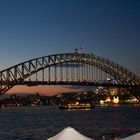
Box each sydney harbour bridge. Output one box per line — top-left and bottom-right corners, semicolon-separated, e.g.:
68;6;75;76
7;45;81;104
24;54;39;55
0;52;140;95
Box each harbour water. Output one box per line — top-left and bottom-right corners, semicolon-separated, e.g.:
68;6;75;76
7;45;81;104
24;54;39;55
0;105;140;140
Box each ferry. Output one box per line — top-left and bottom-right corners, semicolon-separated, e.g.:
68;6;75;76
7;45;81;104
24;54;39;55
58;102;94;110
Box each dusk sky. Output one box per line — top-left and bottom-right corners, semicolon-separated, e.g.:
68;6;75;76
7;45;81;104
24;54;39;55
0;0;140;95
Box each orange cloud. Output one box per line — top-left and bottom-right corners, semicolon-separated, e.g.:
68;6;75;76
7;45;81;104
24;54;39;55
7;85;86;96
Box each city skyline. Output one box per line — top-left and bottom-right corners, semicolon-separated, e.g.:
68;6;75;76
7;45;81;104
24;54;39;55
0;0;140;95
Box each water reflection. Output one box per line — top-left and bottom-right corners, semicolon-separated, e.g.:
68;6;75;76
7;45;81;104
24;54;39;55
0;106;140;140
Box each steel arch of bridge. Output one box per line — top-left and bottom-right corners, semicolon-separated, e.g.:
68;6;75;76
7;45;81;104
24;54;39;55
0;53;140;95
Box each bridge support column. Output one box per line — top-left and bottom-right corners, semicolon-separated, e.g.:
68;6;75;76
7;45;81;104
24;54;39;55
129;86;140;101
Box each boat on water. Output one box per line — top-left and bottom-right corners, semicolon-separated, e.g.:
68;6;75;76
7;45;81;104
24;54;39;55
58;102;94;110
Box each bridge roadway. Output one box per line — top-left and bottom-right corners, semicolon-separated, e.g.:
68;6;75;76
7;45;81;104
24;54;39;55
3;80;139;88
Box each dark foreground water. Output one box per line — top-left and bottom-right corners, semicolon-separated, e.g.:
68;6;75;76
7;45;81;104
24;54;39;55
0;105;140;140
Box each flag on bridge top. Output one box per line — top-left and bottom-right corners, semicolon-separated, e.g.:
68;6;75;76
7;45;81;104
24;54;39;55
80;45;85;53
75;48;78;53
81;45;84;50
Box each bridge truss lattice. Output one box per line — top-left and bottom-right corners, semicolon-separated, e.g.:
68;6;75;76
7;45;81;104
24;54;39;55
0;53;140;95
